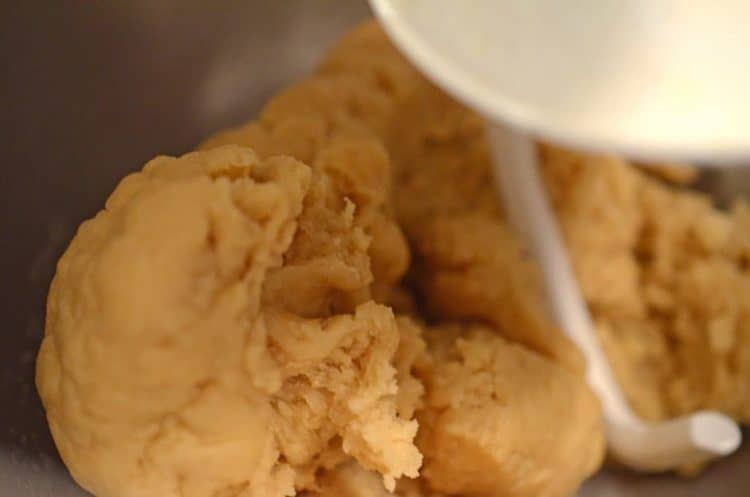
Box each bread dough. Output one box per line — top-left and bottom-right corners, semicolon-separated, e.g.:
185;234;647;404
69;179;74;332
37;146;421;497
313;20;750;435
202;22;584;376
305;324;605;497
415;325;604;497
39;19;701;497
383;82;584;374
541;145;750;424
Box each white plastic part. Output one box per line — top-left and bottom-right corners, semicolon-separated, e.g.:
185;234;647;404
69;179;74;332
370;0;744;471
370;0;750;164
487;124;741;471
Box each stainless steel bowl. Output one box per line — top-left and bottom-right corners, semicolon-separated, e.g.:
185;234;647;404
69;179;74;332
1;1;747;495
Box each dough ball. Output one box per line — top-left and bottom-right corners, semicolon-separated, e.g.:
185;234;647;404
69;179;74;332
37;146;421;497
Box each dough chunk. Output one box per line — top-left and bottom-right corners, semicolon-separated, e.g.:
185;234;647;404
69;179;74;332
37;146;420;497
416;325;605;497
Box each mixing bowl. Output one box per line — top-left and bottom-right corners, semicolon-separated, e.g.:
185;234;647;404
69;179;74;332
1;1;747;495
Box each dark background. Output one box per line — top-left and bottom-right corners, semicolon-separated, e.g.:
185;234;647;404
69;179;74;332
1;1;747;495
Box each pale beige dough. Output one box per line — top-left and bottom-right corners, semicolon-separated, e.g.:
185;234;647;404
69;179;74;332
541;145;750;424
196;19;606;497
415;324;604;497
39;19;690;497
37;145;421;497
305;324;605;497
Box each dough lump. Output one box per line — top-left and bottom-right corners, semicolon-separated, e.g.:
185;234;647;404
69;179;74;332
301;323;605;497
196;20;606;496
415;325;604;497
36;146;421;497
541;145;750;424
39;20;613;497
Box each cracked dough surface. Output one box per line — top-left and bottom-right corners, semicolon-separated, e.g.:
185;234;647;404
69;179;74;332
307;319;608;497
38;17;750;497
541;146;750;423
37;146;421;497
302;320;605;497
